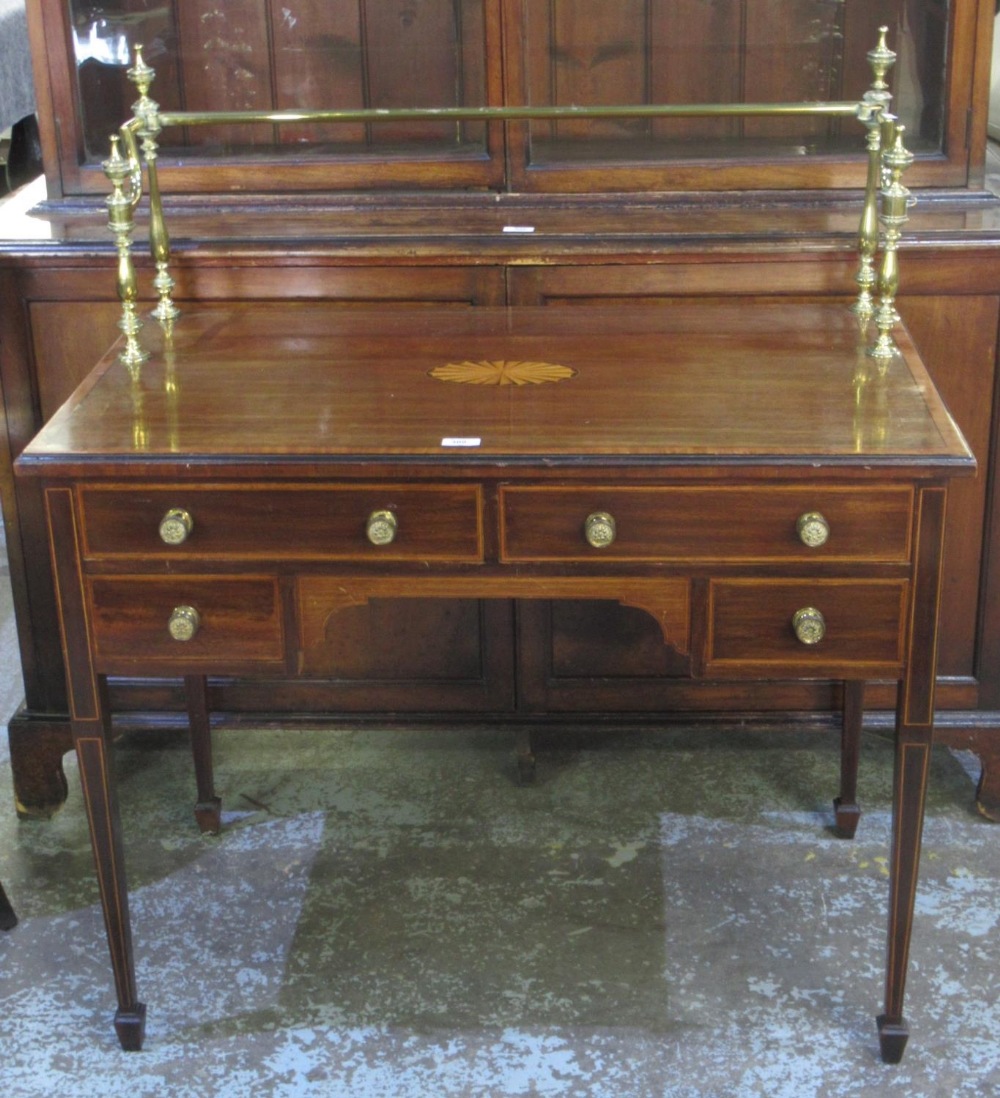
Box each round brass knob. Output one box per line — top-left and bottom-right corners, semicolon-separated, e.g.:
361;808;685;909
366;509;398;546
159;508;193;546
584;511;616;549
168;605;200;642
792;607;826;646
796;511;830;549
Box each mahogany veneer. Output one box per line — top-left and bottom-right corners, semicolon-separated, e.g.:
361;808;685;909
15;302;974;1058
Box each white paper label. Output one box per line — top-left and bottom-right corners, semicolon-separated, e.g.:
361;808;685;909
502;225;535;234
441;437;482;448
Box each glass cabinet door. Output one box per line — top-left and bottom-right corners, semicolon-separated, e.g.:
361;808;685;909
35;0;983;196
65;0;504;191
505;0;956;191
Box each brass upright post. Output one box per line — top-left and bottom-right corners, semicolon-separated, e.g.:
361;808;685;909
103;135;147;371
127;47;178;323
869;122;914;359
853;27;896;323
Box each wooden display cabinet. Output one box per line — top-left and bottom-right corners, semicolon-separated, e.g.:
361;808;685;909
4;0;1000;820
30;0;982;196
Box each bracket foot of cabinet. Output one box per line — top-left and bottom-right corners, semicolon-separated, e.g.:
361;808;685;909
933;724;1000;822
8;712;72;819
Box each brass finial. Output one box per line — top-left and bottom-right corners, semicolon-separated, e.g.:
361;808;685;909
125;45;178;324
128;45;160;149
867;27;896;94
127;45;155;97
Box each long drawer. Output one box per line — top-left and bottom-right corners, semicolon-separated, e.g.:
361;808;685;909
78;484;484;562
499;486;913;563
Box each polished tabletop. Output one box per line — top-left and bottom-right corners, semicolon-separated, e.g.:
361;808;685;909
19;303;973;474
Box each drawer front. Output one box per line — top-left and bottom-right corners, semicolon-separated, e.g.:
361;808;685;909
79;484;483;562
707;579;907;674
500;486;912;563
87;576;284;669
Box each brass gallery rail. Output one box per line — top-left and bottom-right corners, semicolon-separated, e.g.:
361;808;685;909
102;29;912;370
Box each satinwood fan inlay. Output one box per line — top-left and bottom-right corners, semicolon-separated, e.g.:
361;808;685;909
429;360;577;386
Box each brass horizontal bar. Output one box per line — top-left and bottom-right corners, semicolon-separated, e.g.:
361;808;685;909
157;101;864;129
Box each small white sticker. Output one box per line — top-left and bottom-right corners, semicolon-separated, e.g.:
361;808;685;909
502;225;535;233
441;437;482;448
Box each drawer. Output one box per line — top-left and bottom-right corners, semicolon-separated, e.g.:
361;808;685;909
499;486;912;563
706;579;907;674
78;484;483;562
87;576;284;670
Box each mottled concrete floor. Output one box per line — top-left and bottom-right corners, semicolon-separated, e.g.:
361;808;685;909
1;595;999;1098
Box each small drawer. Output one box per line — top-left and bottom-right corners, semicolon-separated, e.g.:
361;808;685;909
706;579;907;674
87;576;284;671
78;483;483;562
499;486;912;563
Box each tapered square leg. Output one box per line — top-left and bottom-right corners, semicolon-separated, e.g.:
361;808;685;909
187;675;221;834
876;486;949;1065
75;714;146;1051
114;1003;147;1052
46;489;147;1051
834;680;864;838
515;726;536;783
877;1014;909;1064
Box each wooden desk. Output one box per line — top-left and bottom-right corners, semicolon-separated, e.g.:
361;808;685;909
15;303;975;1059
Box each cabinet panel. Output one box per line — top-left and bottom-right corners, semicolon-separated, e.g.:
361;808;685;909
271;1;365;145
299;597;486;680
364;0;485;145
743;1;845;140
515;598;842;715
31;301;121;421
522;0;650;144
649;1;741;141
175;0;274;148
294;584;515;713
897;294;1000;679
541;599;691;681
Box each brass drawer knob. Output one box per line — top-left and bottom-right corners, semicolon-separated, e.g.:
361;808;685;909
366;509;398;546
168;605;200;642
792;606;826;646
159;508;193;546
796;511;830;548
584;511;616;549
